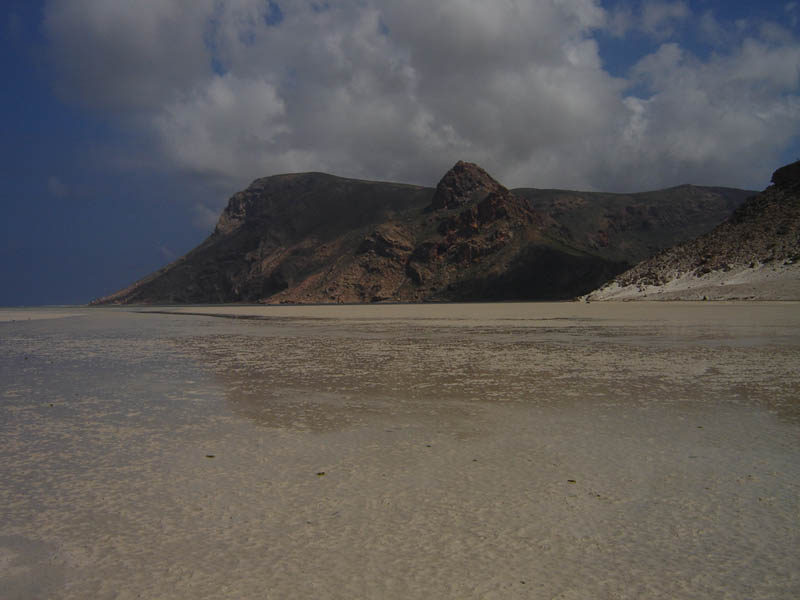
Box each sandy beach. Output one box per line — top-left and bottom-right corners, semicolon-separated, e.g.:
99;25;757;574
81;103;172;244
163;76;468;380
1;302;799;599
586;263;800;302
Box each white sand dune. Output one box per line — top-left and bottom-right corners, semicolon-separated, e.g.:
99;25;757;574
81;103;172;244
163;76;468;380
586;263;800;301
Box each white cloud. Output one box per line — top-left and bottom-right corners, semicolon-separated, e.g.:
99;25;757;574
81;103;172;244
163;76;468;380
43;0;800;196
604;4;634;38
640;0;690;39
603;1;690;40
154;74;288;179
617;37;800;189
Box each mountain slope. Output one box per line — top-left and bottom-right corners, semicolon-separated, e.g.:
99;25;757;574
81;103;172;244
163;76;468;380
585;161;800;301
515;185;752;264
93;173;432;304
91;162;752;305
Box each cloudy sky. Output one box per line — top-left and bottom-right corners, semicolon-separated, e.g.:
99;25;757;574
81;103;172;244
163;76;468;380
2;0;799;305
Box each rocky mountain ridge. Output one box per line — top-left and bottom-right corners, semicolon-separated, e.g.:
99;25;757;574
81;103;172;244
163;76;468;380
91;161;753;305
585;161;800;301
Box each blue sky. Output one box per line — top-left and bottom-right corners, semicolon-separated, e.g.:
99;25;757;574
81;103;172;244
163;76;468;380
2;0;799;305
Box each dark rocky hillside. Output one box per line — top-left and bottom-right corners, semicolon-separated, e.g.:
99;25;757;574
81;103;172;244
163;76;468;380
91;162;752;305
515;185;751;264
586;161;800;301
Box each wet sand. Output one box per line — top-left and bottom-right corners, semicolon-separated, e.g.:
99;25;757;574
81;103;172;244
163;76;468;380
0;308;87;322
1;302;799;598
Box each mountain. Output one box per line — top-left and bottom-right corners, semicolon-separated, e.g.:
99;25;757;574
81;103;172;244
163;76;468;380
515;184;750;264
91;161;751;305
584;161;800;301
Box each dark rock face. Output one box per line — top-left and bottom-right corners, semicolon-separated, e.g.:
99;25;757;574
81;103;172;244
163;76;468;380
91;162;753;305
300;165;562;303
429;161;505;210
357;224;414;259
771;160;800;191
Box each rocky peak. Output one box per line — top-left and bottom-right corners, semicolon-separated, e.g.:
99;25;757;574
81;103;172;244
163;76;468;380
771;160;800;191
429;161;507;210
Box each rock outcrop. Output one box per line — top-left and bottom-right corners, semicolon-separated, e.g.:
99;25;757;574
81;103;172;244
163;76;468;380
585;160;800;301
91;161;753;305
429;160;505;210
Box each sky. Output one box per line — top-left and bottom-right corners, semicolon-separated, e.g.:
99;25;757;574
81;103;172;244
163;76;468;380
2;0;799;306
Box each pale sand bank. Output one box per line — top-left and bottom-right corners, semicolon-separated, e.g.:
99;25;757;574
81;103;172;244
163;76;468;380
0;308;87;322
1;303;799;598
586;263;800;301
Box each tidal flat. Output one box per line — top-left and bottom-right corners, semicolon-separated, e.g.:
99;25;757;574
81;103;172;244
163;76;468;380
1;302;799;599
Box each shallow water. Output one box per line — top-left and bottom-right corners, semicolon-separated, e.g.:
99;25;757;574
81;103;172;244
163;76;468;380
1;303;799;599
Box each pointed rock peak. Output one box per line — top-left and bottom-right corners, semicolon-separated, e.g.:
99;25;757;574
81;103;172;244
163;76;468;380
429;161;507;210
771;160;800;190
